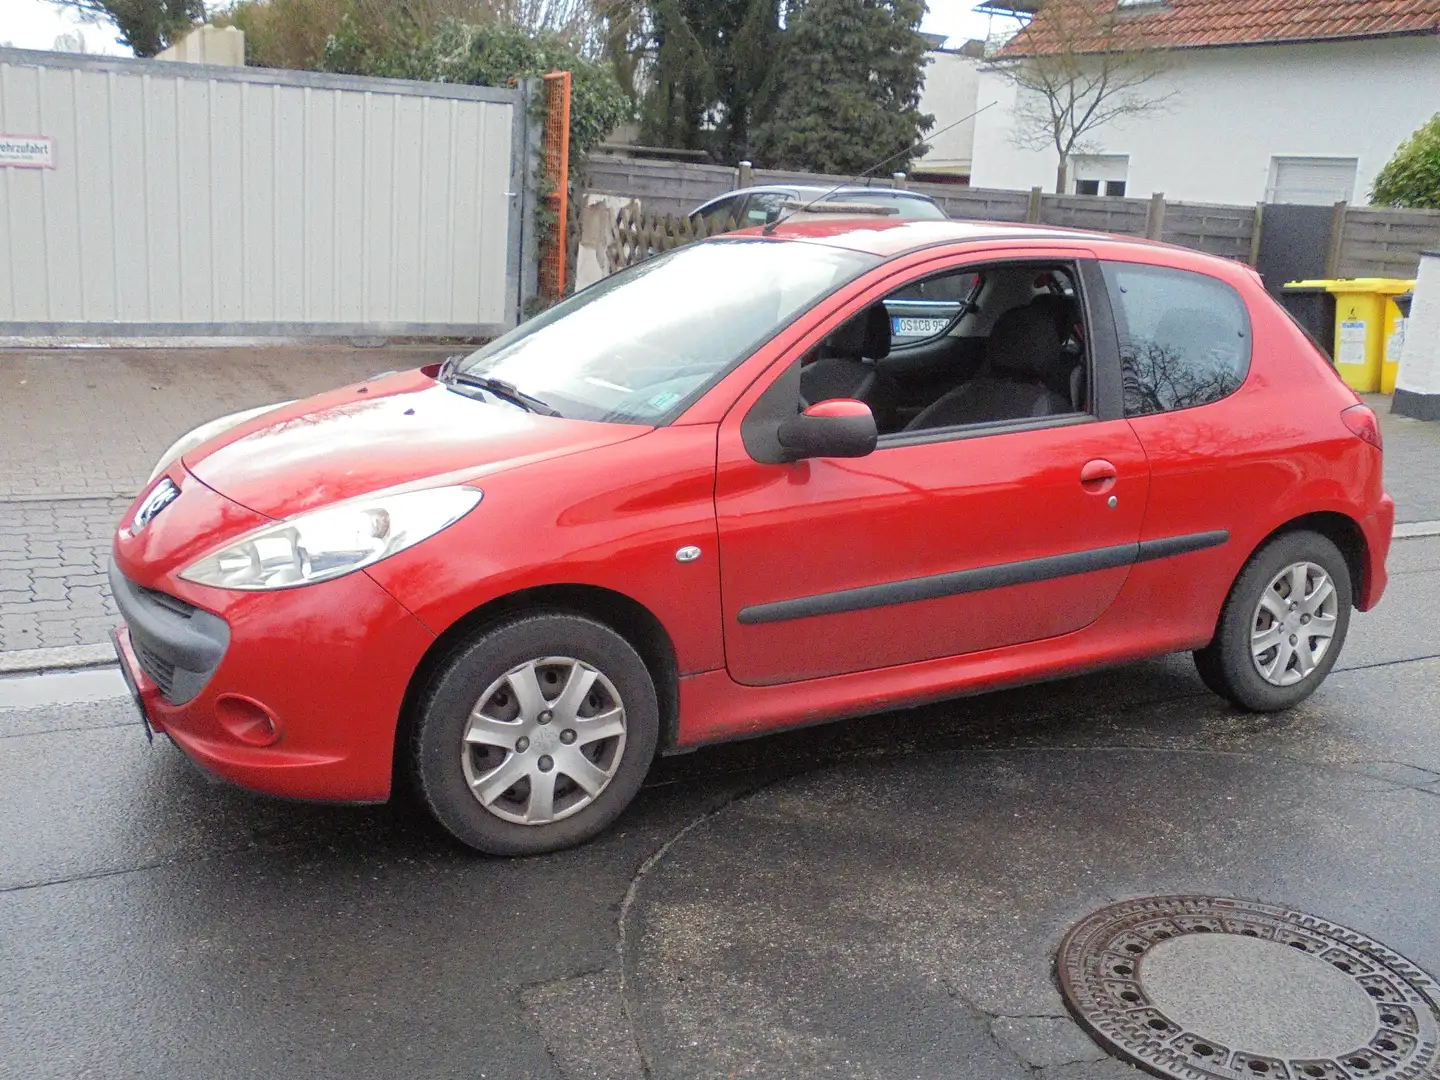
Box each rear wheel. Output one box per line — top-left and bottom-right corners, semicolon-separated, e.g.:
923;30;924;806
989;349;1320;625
412;613;659;855
1193;531;1352;712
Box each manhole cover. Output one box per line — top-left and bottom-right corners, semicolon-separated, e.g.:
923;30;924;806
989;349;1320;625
1058;897;1440;1080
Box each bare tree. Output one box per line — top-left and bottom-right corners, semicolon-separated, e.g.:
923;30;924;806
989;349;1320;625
987;0;1174;194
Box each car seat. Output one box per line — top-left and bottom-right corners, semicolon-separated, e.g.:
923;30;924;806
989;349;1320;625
799;304;901;432
904;305;1072;431
1027;294;1086;409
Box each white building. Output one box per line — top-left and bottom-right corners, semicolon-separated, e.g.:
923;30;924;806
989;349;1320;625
915;44;983;182
970;0;1440;205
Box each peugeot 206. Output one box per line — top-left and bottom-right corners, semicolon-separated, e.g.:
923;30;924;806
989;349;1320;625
110;218;1393;855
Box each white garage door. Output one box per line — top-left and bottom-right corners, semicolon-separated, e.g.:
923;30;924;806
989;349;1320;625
1268;156;1359;205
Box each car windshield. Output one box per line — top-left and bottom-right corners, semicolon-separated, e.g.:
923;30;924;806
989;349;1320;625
456;239;879;424
839;192;946;220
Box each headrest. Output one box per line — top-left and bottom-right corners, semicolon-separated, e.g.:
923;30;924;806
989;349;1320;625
1028;294;1077;337
988;305;1062;378
823;304;892;360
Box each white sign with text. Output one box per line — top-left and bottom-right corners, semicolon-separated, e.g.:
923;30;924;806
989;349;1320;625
0;135;55;168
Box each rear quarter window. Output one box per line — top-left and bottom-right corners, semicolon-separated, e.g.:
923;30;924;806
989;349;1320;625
1101;262;1252;417
845;192;947;220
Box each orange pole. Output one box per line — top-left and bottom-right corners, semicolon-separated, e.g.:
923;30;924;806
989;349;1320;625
542;71;573;300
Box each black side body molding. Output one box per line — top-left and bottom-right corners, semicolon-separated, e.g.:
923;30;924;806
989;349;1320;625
1136;530;1230;563
736;530;1230;626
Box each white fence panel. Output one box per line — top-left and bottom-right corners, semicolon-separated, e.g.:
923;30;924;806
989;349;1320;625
0;48;524;336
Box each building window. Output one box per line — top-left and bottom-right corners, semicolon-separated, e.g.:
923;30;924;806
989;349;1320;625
1074;179;1128;197
1070;154;1130;198
1266;156;1359;205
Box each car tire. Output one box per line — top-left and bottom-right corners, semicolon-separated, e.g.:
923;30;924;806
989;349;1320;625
411;612;659;856
1193;530;1352;713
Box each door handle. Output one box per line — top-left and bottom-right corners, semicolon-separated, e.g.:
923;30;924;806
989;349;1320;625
1080;459;1118;493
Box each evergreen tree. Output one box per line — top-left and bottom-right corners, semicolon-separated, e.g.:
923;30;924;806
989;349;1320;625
640;0;782;162
56;0;204;56
755;0;931;176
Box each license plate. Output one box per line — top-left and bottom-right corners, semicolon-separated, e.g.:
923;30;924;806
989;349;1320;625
892;316;950;338
111;628;154;743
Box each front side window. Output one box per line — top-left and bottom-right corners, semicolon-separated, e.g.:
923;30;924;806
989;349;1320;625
1101;262;1251;417
458;240;879;425
791;261;1091;440
694;195;742;229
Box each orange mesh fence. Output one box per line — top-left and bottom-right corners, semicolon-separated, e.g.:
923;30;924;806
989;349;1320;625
541;71;572;302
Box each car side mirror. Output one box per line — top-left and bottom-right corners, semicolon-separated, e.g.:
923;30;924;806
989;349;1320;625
777;399;878;461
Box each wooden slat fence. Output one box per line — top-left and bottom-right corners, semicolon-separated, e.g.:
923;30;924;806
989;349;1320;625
584;156;1440;281
1161;202;1258;264
1039;193;1149;236
1337;208;1440;279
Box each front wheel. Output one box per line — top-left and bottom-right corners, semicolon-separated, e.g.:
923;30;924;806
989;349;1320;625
1193;530;1352;712
411;613;659;856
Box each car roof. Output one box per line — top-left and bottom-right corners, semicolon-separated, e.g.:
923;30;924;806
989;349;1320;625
694;185;940;212
713;216;1250;276
742;184;936;201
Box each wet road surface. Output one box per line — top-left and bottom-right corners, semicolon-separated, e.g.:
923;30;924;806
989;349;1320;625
2;536;1439;1080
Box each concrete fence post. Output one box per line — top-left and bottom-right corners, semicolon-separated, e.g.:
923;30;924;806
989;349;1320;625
1027;187;1043;224
1145;193;1167;240
737;160;754;188
1249;203;1265;267
1325;202;1349;279
514;77;545;324
891;171;908;189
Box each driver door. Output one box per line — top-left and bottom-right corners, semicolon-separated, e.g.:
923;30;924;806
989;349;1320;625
713;252;1150;687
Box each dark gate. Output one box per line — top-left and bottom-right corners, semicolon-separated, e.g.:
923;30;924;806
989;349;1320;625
1253;204;1334;295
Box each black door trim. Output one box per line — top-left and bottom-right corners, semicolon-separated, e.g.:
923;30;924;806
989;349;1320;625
1136;530;1231;563
736;530;1230;626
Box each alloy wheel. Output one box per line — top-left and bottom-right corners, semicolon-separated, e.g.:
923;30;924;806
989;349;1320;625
460;656;628;825
1250;561;1339;688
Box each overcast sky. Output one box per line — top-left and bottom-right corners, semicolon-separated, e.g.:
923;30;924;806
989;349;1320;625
0;0;998;59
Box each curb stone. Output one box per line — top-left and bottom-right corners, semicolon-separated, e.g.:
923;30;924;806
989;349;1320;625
0;643;117;676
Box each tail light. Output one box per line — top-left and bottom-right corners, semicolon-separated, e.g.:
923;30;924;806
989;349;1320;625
1341;404;1382;450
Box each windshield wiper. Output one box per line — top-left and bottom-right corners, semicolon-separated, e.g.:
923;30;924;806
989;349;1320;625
444;367;562;417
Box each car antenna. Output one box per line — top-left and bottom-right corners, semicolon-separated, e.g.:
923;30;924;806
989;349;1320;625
761;100;998;236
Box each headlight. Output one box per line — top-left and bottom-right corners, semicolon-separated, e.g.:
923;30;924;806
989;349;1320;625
180;486;483;591
147;402;295;484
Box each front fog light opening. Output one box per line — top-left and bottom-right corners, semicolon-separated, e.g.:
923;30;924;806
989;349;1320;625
215;694;282;747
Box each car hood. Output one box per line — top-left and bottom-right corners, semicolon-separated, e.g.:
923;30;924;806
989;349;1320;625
182;370;648;520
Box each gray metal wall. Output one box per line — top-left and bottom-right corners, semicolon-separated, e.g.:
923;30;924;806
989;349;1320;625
0;48;528;337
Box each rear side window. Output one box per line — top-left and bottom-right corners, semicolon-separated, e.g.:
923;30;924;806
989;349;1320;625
843;192;947;220
1101;262;1251;417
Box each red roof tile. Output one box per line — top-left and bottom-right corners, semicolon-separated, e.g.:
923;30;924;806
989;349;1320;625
999;0;1440;56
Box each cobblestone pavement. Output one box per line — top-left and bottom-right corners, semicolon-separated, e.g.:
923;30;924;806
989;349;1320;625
0;345;458;652
0;345;457;500
0;499;130;651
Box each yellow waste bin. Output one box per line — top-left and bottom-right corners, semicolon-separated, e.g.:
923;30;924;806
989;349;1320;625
1324;279;1415;393
1381;291;1413;395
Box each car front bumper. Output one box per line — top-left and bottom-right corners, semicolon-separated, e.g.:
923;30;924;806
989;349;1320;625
111;482;436;802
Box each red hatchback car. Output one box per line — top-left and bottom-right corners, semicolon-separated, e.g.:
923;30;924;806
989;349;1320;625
111;219;1393;855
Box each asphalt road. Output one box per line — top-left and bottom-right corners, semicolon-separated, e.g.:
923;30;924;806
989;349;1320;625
2;536;1439;1080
